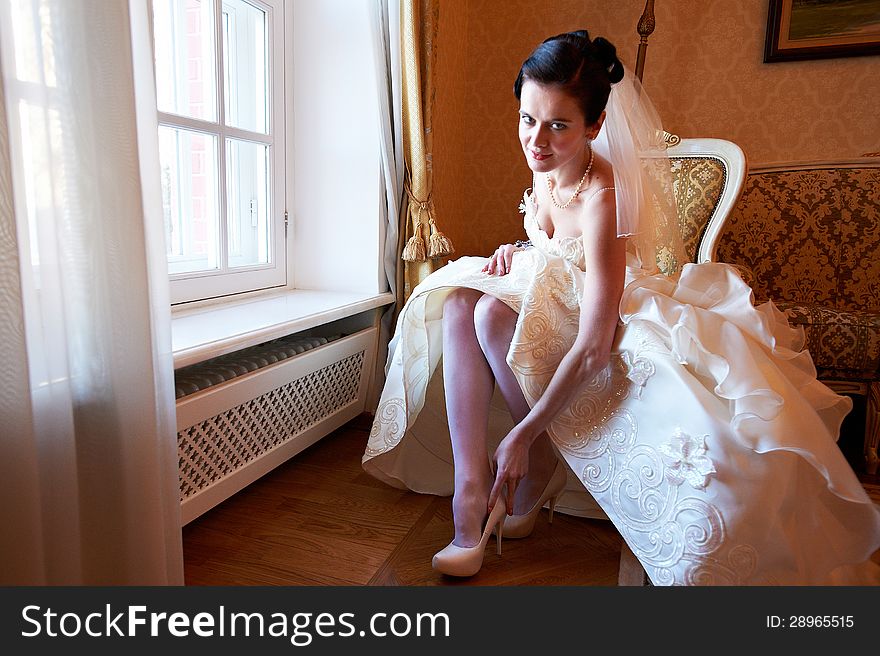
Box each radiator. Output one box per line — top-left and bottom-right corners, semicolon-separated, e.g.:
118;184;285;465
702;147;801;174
175;327;377;525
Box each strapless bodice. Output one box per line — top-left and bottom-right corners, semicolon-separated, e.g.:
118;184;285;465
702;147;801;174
520;189;586;270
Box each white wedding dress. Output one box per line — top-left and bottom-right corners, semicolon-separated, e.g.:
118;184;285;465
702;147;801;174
363;189;880;585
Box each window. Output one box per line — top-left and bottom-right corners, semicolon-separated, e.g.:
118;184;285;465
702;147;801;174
151;0;286;304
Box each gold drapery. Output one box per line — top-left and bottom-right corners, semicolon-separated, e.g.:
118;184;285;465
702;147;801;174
399;0;454;303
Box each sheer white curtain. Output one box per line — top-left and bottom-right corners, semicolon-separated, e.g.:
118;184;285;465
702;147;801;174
369;0;403;406
0;0;183;584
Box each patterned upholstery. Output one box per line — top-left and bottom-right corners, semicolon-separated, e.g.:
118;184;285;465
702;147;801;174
670;157;727;264
718;166;880;378
775;302;880;380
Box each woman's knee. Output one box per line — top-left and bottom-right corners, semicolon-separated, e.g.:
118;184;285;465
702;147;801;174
473;294;516;341
443;288;483;324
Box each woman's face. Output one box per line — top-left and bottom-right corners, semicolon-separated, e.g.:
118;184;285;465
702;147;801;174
518;80;599;175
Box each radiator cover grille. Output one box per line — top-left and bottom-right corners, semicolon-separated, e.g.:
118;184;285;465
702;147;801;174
178;350;365;501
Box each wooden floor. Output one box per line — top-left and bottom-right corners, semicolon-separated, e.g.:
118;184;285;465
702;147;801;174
182;414;623;586
183;413;880;586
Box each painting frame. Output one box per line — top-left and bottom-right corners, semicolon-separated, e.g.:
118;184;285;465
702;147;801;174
764;0;880;62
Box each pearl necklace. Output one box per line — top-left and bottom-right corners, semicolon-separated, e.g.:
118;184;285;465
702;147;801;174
546;146;594;210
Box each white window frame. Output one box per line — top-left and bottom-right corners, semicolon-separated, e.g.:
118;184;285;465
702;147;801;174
150;0;287;305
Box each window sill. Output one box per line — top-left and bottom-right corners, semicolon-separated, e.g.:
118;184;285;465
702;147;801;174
171;288;394;369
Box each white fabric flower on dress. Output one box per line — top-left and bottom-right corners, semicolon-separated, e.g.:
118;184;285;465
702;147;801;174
620;350;655;398
659;428;716;489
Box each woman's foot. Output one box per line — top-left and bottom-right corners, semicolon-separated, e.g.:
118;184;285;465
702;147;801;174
432;497;506;577
503;457;567;539
511;456;558;515
511;436;560;515
450;479;492;547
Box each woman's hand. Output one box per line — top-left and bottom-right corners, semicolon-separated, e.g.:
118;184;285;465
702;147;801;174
482;243;523;276
488;427;532;515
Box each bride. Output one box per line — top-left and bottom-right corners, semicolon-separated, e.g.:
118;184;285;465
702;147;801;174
363;30;880;584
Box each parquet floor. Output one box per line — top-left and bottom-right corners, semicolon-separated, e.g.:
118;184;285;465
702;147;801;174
183;414;622;586
183;413;880;586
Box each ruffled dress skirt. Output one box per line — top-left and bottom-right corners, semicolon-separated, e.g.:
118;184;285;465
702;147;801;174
363;195;880;585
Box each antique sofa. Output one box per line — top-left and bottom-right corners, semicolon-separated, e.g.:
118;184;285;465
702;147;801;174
618;149;880;585
716;159;880;475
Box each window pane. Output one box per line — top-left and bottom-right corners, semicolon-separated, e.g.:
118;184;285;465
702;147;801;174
153;0;217;122
226;138;269;268
18;100;64;272
159;126;220;274
222;0;268;133
10;0;57;87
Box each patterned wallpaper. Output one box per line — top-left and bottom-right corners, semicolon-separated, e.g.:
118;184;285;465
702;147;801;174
432;0;880;257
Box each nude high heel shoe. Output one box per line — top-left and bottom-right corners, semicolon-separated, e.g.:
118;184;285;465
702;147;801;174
502;458;567;539
432;498;507;577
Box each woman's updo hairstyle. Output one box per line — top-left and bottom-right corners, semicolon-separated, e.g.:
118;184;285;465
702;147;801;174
514;30;624;125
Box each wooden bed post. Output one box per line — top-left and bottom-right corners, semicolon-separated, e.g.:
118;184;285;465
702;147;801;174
635;0;656;82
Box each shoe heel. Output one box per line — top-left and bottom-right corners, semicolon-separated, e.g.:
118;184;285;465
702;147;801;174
501;458;567;539
495;520;503;555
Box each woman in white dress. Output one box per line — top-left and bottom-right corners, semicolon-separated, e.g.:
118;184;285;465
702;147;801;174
363;30;880;584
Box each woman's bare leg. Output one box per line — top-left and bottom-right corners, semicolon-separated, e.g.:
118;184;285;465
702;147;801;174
473;295;559;515
442;288;496;547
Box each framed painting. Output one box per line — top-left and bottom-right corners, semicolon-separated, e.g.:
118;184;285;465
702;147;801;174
764;0;880;62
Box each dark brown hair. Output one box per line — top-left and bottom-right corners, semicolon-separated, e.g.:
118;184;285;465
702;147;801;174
513;30;624;125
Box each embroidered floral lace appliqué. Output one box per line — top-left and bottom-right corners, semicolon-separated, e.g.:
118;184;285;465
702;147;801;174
659;428;716;490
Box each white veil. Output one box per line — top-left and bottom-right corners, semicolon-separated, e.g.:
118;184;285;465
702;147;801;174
591;67;686;277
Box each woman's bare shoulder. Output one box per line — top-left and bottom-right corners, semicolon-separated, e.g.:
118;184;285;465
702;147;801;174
578;157;617;236
587;150;615;190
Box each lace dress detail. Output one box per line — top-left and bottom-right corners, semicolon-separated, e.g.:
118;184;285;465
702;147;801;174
364;190;880;585
521;189;586;270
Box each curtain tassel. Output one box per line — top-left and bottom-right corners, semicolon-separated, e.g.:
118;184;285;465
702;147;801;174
402;191;453;262
427;218;454;258
402;220;427;262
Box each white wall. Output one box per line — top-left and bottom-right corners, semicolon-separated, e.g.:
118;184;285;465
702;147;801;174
290;0;382;293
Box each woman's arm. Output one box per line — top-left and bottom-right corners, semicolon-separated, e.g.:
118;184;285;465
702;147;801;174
482;242;530;276
489;190;626;511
